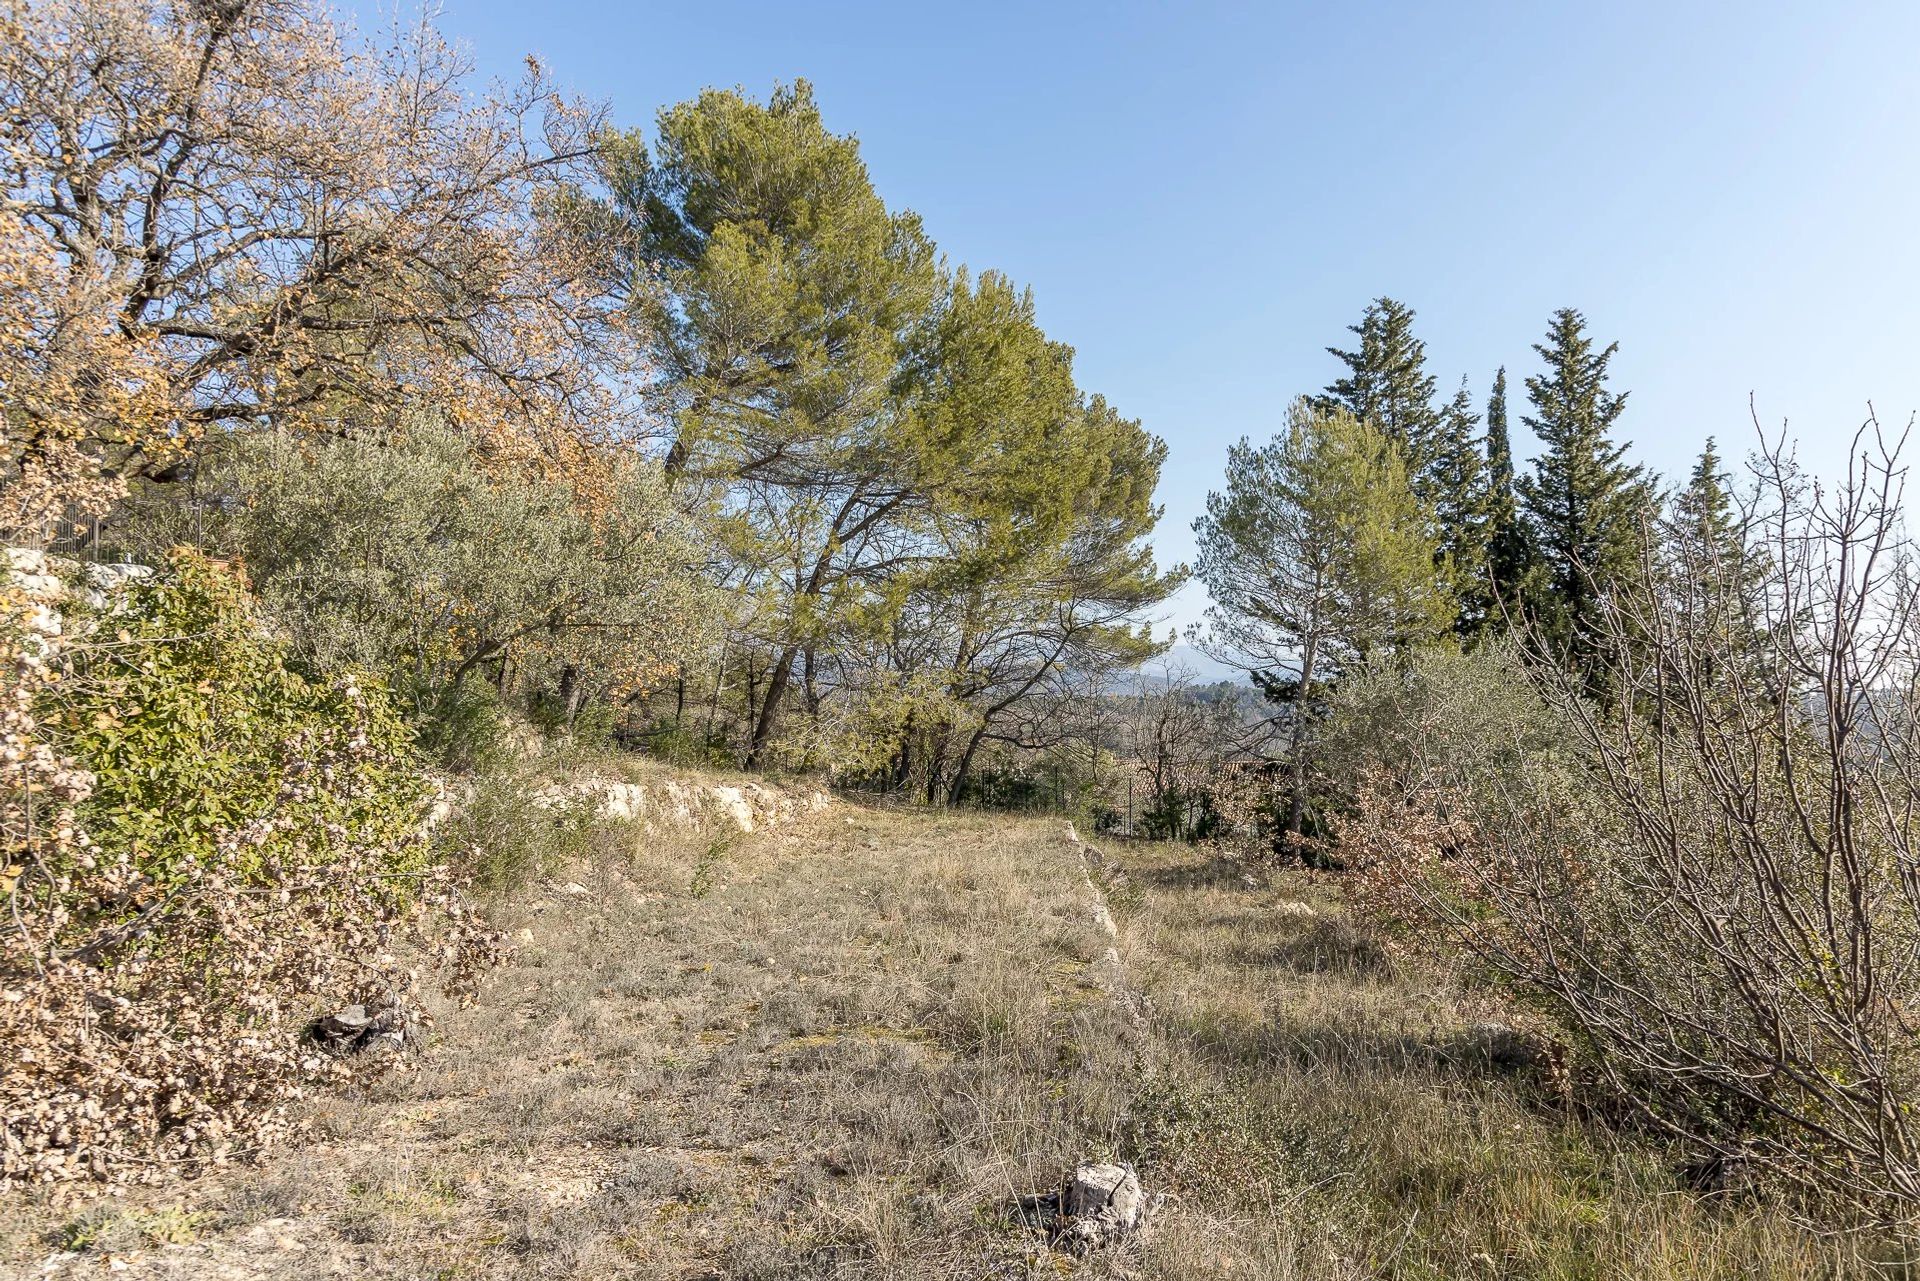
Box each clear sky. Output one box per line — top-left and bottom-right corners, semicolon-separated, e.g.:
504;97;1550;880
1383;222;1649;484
359;0;1920;633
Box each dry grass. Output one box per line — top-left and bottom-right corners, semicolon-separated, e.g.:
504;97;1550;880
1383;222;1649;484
0;805;1903;1278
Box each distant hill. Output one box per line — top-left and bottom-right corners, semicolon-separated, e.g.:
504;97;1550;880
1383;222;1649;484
1125;642;1253;688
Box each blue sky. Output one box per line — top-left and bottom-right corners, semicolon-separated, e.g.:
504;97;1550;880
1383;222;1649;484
363;1;1920;632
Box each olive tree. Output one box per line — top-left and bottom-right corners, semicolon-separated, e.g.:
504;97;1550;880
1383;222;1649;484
190;425;720;757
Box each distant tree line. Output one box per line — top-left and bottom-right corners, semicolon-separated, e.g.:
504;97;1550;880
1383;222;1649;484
1194;296;1739;845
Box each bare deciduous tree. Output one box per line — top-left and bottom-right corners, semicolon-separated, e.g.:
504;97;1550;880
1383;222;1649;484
1344;419;1920;1218
1;0;645;540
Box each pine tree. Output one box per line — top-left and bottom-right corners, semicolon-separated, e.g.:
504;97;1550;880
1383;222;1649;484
1195;401;1452;839
1517;309;1651;686
611;83;942;765
1668;438;1739;561
1482;366;1533;627
1315;297;1442;475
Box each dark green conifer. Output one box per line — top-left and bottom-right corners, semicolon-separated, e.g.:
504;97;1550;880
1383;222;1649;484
1517;308;1651;684
1315;297;1442;475
1430;379;1493;638
1482;366;1534;627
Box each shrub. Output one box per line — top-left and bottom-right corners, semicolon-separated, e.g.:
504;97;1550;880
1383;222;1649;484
1334;435;1920;1221
441;764;599;894
645;721;736;770
1;551;501;1185
162;423;722;760
1322;641;1575;835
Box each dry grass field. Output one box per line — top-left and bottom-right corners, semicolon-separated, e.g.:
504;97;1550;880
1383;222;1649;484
0;802;1893;1279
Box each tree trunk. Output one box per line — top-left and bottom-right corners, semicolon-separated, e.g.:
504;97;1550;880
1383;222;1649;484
1285;634;1320;843
705;640;728;745
945;725;988;806
892;712;917;791
745;645;797;768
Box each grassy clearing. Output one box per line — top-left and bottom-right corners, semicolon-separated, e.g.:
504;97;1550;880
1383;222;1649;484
0;806;1895;1278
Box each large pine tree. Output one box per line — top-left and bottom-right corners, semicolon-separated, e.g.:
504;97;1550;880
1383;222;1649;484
1516;308;1651;684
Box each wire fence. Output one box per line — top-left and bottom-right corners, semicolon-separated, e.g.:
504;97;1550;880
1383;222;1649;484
12;500;210;563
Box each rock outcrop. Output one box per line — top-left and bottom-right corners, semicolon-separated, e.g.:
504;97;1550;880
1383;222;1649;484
590;775;831;835
5;548;152;636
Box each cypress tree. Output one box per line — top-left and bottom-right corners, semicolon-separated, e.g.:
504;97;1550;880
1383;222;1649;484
1482;366;1533;626
1486;367;1514;496
1318;297;1504;636
1430;379;1493;638
1517;308;1651;685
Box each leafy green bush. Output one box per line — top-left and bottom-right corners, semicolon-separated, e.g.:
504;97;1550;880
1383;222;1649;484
2;551;501;1185
403;672;512;774
59;554;431;891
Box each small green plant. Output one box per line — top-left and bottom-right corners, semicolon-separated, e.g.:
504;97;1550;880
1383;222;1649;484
688;836;732;899
57;1205;212;1252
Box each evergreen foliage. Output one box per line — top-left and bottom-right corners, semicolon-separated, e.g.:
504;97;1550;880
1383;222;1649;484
1430;380;1494;638
1482;366;1535;628
1666;437;1743;568
600;82;942;764
1315;298;1442;473
1516;308;1652;687
1658;438;1771;680
1195;401;1451;837
598;84;1176;773
1314;298;1494;637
